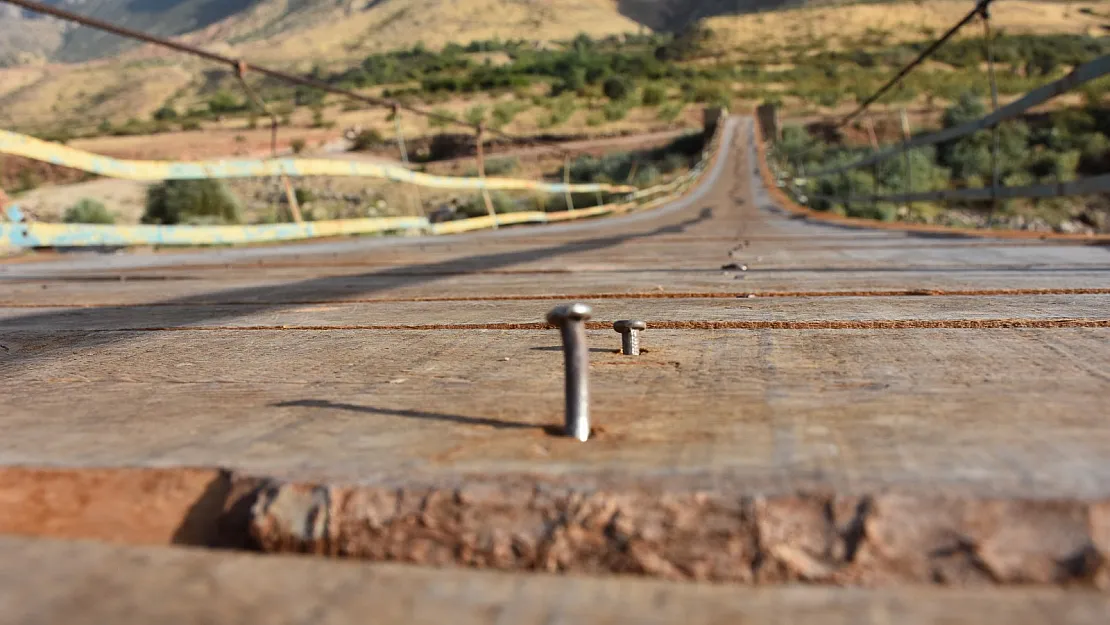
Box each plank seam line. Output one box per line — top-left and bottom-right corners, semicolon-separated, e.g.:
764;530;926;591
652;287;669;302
2;288;1110;308
5;239;1087;272
7;264;1110;281
45;319;1110;332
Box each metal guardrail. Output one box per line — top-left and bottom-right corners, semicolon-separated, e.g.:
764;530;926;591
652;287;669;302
771;52;1110;218
805;55;1110;179
806;173;1110;206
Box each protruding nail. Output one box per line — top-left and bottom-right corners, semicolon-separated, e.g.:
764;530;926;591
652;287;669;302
613;319;647;356
546;303;592;442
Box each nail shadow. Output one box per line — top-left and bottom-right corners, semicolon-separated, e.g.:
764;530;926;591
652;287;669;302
273;399;541;431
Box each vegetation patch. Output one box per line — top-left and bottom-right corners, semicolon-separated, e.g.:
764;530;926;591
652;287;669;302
143;179;243;225
63;198;115;224
773;94;1110;233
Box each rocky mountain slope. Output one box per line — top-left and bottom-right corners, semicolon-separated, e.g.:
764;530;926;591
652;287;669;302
2;0;774;65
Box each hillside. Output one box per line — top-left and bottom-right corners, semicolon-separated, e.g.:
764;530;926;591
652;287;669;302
0;0;650;66
3;0;1107;67
0;0;258;64
0;0;644;128
0;0;788;65
701;0;1110;55
0;0;1105;131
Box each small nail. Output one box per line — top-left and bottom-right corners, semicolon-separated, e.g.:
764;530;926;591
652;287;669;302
613;319;647;356
546;303;592;442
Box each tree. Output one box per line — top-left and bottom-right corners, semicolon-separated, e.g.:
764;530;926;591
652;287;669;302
938;92;991;180
465;105;487;126
602;76;632;101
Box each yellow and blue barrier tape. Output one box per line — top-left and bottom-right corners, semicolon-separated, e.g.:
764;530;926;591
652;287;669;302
0;129;633;194
0;116;725;249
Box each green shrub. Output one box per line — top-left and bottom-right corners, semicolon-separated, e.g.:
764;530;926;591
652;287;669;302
143;179;243;225
602;100;630;121
565;153;633;184
290;138;307;154
810;168;875;213
814;89;841;107
294;86;325;107
541;95;577;127
779;125;818;163
942;92;987;128
458;192;524;217
552;67;587;96
544;191;609;212
603;76;632;101
107;118;150;137
873;146;950;195
208;90;243;114
152;106;178;121
293;188;315;205
945;140;992;181
1078;132;1110;172
689;81;731;107
63;199;115;224
465;105;487;126
428;108;453;129
491;101;527;129
641;83;666;106
660;152;689;173
483;157;520;176
657;102;684;121
1029;149;1081;182
846;202;898;222
632;164;662;187
350;129;384;151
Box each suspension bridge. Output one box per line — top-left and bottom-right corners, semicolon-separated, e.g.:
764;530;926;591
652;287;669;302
1;0;1110;622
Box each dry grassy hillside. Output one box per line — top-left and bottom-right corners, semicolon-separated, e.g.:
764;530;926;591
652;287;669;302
0;0;640;128
199;0;642;65
0;7;65;66
703;0;1109;54
0;1;1106;130
0;61;193;129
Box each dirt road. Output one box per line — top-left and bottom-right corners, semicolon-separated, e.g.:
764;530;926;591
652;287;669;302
1;117;1109;623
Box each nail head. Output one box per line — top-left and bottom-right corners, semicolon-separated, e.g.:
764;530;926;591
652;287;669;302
613;320;647;332
547;303;593;325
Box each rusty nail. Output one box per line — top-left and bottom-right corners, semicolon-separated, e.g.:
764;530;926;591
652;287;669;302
613;319;647;356
547;303;592;442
